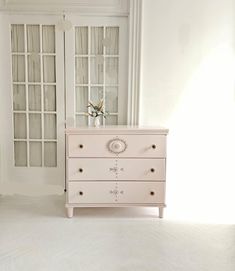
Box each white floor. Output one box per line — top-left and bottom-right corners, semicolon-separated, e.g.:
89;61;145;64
0;195;234;271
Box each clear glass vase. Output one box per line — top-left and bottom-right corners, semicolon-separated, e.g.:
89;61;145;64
94;117;100;127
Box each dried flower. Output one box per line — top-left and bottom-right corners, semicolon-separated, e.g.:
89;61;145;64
87;99;108;118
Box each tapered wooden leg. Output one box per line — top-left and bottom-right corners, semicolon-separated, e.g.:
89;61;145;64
67;207;74;218
159;207;164;218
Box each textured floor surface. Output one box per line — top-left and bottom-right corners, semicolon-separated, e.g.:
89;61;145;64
0;195;234;271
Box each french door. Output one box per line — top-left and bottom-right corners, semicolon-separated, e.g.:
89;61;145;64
3;14;128;185
65;15;128;127
5;15;65;185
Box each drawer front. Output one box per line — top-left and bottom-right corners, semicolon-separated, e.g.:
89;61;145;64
67;134;166;158
68;158;165;181
68;181;165;204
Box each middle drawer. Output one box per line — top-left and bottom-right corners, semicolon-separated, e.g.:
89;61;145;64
68;158;165;181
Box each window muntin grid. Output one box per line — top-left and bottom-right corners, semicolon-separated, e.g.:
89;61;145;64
11;24;57;167
75;26;119;126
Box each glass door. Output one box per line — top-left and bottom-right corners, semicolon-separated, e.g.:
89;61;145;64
3;14;129;186
6;15;65;185
65;15;128;127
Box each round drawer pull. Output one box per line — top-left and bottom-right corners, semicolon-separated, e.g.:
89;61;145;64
79;191;83;196
79;144;84;149
78;168;83;173
150;168;155;173
152;144;156;149
150;191;155;196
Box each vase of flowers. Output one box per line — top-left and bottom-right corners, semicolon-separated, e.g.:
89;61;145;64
87;100;108;127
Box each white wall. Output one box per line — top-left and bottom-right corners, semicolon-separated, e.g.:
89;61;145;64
140;0;235;223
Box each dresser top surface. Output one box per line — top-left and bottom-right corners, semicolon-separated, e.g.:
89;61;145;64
66;125;169;135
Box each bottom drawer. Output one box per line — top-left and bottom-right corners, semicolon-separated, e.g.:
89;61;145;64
68;181;165;204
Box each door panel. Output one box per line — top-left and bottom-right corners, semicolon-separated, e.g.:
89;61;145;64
2;14;129;186
65;15;128;127
5;15;65;185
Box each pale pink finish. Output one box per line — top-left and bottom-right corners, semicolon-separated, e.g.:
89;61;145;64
159;207;164;218
65;126;168;218
67;207;73;218
66;126;169;135
68;134;166;158
68;158;165;181
68;181;165;204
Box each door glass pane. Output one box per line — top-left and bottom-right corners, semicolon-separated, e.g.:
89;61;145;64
11;24;59;168
75;27;88;55
12;56;25;82
28;85;41;111
73;24;123;127
106;57;118;84
76;87;88;112
44;142;57;167
29;113;41;139
90;87;103;105
27;25;40;53
90;57;103;84
105;27;119;55
105;115;118;125
75;57;88;84
43;56;56;83
44;114;56;139
11;25;24;53
13;85;26;110
42;25;55;53
76;115;88;127
44;86;56;111
28;54;41;82
14;141;27;166
91;27;103;55
29;142;42;167
105;87;118;113
14;113;26;139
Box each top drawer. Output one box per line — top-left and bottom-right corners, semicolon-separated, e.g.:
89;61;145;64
67;134;166;158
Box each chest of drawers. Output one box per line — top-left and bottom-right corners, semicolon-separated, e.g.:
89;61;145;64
65;126;168;218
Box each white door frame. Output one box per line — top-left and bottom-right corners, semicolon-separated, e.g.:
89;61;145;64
127;0;142;125
1;14;65;185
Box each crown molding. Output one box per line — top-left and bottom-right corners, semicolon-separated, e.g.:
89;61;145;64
0;0;129;16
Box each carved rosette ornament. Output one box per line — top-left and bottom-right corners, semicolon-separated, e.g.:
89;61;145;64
107;138;127;154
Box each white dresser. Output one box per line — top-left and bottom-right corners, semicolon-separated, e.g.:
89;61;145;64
65;126;168;218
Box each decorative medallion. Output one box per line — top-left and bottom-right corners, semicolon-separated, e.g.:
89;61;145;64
107;138;127;154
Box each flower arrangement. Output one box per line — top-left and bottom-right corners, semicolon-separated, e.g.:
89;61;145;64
87;99;108;127
87;99;108;118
